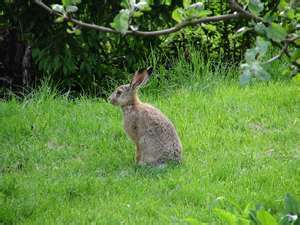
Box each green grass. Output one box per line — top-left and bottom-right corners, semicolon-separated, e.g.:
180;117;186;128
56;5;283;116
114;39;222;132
1;69;300;224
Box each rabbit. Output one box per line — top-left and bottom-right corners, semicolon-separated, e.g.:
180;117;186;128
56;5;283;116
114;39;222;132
108;67;182;166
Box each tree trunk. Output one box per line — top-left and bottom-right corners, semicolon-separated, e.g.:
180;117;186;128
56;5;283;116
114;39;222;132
0;28;35;97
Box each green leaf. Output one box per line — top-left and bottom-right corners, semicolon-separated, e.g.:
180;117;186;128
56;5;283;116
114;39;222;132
66;28;74;34
31;48;40;60
244;37;269;63
240;64;252;86
214;208;238;225
63;0;80;6
245;48;258;62
51;4;65;14
185;6;211;19
186;8;211;18
52;56;61;72
172;8;185;22
71;0;81;4
66;5;78;13
110;9;130;34
292;73;300;85
263;12;276;23
135;1;146;8
54;16;65;23
286;9;296;20
129;0;136;8
255;22;267;36
256;210;277;225
161;0;171;5
62;0;72;6
74;29;81;35
120;0;130;8
135;0;150;11
266;23;287;42
66;28;81;36
256;37;270;56
282;67;292;77
279;0;288;10
132;11;143;17
291;49;300;65
252;62;270;81
202;24;216;31
284;194;299;214
183;0;191;8
241;55;270;85
248;0;264;16
172;3;209;22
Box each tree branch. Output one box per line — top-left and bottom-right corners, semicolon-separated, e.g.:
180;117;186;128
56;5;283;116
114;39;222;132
130;14;243;36
34;0;245;37
263;42;289;64
263;36;299;65
229;0;264;22
34;0;119;33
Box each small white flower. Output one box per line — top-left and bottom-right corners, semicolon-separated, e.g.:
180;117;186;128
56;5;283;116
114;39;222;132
188;2;204;10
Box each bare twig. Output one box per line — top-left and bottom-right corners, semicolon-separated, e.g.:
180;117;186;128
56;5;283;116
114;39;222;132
286;35;300;47
34;0;53;14
263;36;300;64
229;0;264;22
34;0;245;36
130;14;243;36
263;42;289;64
34;0;118;33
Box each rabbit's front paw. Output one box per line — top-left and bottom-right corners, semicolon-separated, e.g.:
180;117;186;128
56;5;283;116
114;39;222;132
137;160;146;166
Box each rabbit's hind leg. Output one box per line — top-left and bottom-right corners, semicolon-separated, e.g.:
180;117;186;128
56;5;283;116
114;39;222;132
136;145;141;164
138;136;163;165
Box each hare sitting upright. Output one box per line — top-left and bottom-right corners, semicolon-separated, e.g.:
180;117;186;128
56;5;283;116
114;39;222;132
108;67;182;166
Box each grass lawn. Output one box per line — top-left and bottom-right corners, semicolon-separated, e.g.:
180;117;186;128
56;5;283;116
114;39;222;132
0;78;299;224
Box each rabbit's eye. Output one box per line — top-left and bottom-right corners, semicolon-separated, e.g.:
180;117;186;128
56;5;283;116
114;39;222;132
116;90;122;96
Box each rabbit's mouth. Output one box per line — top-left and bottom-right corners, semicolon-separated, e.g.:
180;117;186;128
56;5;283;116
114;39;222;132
111;100;118;105
108;96;118;105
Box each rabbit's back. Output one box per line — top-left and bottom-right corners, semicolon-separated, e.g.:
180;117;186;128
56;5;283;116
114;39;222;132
123;103;182;164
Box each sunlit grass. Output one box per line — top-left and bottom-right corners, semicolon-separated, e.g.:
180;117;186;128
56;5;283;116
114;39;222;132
1;72;299;224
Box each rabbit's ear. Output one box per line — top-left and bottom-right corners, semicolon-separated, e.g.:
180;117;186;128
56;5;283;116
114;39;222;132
130;67;153;89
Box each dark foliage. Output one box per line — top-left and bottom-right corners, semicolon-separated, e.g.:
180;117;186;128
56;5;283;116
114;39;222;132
1;1;252;95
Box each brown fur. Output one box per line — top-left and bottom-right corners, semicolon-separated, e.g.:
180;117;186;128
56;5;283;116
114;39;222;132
108;68;182;165
136;145;141;162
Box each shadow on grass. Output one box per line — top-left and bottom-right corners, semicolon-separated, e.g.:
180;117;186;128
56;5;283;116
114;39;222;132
133;161;183;178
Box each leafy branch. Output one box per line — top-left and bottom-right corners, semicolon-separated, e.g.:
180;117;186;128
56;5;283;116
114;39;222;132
263;37;299;65
33;0;300;84
34;0;247;36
